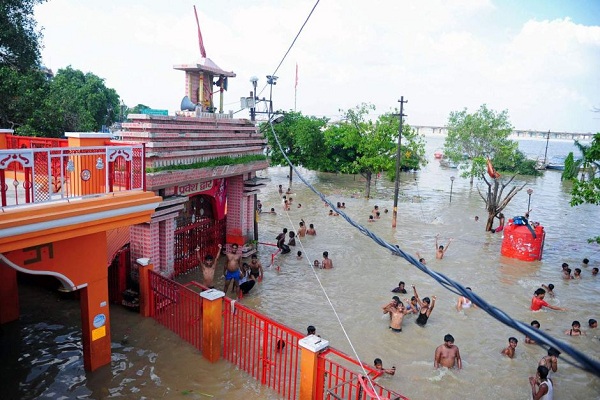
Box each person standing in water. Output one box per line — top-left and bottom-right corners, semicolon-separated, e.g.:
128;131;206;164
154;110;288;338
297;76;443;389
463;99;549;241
382;296;409;332
223;243;242;296
196;244;221;288
435;234;453;259
413;285;436;326
322;251;333;269
434;334;462;370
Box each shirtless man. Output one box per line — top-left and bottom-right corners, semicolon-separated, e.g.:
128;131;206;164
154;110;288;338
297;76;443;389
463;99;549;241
306;223;316;235
539;348;560;376
322;251;333;269
196;244;221;288
435;234;452;259
249;254;264;281
501;337;518;358
434;334;462;369
382;296;410;332
298;219;307;237
223;243;242;296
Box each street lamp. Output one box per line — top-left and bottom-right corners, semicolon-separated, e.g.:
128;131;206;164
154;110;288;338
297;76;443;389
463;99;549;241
527;188;533;214
450;176;455;203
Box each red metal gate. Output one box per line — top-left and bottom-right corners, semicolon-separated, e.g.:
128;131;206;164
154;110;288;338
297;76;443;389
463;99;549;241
148;270;203;350
223;297;302;400
173;217;225;277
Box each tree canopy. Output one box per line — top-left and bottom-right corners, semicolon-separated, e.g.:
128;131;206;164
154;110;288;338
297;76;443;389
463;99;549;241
444;104;529;231
0;0;46;70
570;133;600;206
265;103;427;198
1;66;120;137
444;104;517;181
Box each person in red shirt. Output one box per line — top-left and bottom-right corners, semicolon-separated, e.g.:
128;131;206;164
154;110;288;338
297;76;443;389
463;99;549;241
531;288;566;311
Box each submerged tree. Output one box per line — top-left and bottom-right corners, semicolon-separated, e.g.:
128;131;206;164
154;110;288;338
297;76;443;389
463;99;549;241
264;111;328;188
478;173;526;232
444;105;527;230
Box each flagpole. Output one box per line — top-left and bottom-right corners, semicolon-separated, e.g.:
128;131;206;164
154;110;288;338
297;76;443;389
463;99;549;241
294;63;298;111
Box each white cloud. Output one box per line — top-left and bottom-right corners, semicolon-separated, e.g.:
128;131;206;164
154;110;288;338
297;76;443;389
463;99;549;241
34;1;599;132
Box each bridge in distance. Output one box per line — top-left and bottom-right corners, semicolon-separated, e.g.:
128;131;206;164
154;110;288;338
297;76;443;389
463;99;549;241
411;125;596;141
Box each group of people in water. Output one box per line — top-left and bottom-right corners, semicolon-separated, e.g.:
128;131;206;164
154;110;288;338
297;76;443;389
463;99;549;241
385;234;598;399
197;182;597;398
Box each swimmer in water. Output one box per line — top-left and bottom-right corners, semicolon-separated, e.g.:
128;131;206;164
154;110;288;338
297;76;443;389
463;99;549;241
435;234;452;259
501;337;518;359
434;334;462;370
456;287;476;311
525;320;540;344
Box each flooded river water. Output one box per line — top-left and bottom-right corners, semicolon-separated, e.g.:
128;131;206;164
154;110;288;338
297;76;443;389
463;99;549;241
1;135;599;399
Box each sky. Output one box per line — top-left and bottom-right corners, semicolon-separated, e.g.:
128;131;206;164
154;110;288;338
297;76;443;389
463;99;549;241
34;0;600;133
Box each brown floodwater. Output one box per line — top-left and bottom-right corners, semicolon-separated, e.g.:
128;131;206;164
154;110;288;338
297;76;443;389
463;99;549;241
1;135;599;399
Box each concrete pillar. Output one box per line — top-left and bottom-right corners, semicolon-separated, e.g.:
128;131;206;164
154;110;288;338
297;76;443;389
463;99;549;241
0;129;14;149
0;262;19;324
137;258;153;317
298;335;329;400
130;222;161;273
79;277;111;372
200;289;225;362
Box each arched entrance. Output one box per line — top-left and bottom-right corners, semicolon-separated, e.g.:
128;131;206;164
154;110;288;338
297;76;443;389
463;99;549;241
173;194;225;277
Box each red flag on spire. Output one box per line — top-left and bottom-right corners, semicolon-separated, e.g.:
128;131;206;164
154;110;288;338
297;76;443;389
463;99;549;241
193;5;207;58
295;63;298;89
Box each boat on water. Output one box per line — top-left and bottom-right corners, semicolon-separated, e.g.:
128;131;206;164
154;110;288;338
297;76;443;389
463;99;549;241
433;149;444;159
546;156;565;171
439;156;458;168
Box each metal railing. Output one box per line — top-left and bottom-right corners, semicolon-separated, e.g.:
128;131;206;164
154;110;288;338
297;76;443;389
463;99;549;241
146;274;410;400
0;145;145;208
5;134;68;149
149;271;203;350
223;297;303;400
320;348;408;400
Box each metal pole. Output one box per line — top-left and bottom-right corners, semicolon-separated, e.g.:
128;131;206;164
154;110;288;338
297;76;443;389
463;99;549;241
450;176;455;203
392;96;407;228
527;188;533;213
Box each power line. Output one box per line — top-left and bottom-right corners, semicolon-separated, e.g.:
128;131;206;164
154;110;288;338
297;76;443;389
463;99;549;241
265;119;600;378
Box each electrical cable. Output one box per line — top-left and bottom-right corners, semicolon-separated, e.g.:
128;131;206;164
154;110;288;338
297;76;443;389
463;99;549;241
266;119;600;378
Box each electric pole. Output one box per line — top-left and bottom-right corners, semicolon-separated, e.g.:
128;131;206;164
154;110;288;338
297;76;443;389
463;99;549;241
392;96;407;228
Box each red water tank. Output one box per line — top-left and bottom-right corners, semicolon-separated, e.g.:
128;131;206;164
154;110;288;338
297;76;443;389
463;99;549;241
501;220;545;261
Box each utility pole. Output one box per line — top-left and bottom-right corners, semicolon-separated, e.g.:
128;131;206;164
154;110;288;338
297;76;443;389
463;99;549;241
392;96;407;228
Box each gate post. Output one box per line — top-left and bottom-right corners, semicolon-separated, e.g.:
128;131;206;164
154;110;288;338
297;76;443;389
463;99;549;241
137;258;154;317
200;289;225;362
299;335;329;400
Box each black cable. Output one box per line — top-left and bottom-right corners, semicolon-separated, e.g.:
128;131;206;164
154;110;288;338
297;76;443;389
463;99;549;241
256;0;321;99
266;120;600;378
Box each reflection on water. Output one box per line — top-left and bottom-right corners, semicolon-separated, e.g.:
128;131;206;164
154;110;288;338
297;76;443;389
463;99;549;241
2;135;599;400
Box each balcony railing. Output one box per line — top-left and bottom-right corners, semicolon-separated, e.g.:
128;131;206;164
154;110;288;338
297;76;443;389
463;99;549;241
0;145;145;208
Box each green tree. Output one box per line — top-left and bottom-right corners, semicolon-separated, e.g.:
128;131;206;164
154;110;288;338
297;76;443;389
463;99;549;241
323;104;427;198
28;66;120;137
0;65;47;131
0;0;46;70
444;104;516;183
570;133;600;206
264;110;328;189
444;105;526;231
568;133;600;244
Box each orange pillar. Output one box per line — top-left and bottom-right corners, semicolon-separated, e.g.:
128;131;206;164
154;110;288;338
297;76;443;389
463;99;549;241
80;278;111;372
0;129;13;149
299;335;329;400
137;258;154;317
199;289;225;362
0;262;19;324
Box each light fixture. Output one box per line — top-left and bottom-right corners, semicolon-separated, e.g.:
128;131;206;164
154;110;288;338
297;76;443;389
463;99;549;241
96;157;104;170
